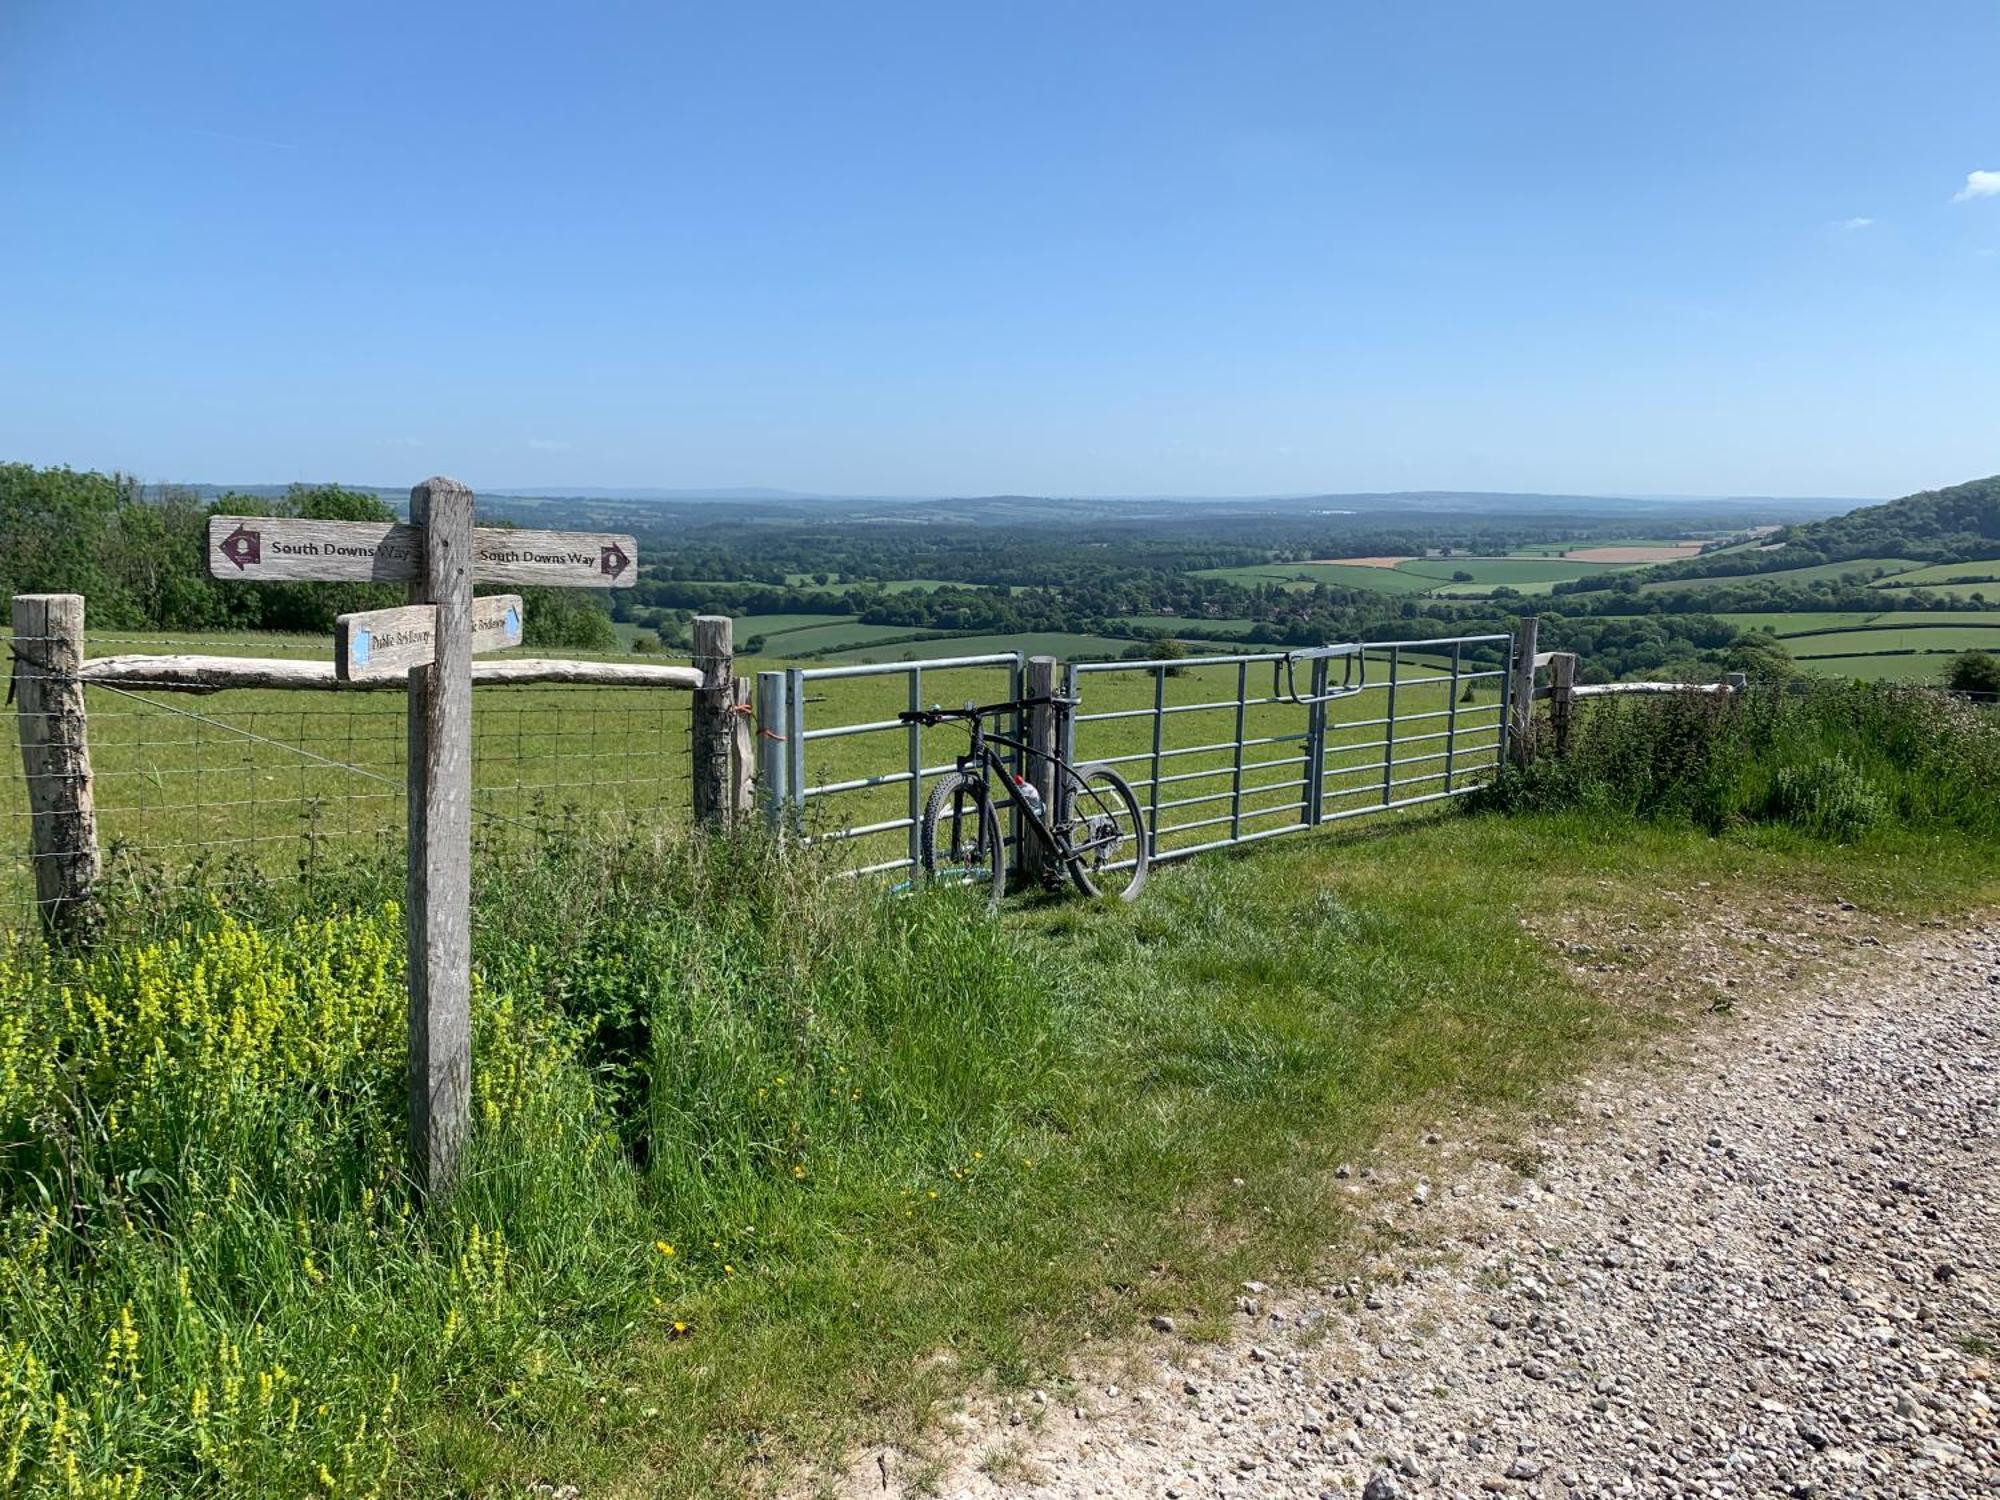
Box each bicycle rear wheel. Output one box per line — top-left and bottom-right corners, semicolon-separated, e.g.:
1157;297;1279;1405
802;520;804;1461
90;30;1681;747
1062;763;1148;901
919;772;1005;907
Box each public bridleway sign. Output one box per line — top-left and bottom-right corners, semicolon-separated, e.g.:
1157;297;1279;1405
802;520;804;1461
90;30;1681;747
205;480;637;1195
334;594;524;682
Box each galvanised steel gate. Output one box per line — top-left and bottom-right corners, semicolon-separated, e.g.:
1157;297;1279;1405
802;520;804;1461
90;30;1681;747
756;632;1515;878
755;653;1027;879
1062;633;1511;867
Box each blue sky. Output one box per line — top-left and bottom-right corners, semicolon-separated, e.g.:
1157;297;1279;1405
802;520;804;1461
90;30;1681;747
2;2;1995;498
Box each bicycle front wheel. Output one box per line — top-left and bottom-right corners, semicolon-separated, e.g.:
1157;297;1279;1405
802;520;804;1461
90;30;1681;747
919;772;1005;907
1062;763;1149;901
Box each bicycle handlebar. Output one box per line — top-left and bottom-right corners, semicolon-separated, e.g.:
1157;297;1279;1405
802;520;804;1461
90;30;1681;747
896;694;1076;727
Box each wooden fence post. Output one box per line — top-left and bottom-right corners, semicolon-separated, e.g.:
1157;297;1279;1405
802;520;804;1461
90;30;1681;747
406;477;475;1196
1550;651;1577;757
728;676;754;824
690;615;735;828
11;594;99;943
1024;655;1061;885
1508;615;1540;767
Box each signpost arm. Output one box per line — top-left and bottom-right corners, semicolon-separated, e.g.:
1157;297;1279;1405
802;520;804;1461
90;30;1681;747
406;476;476;1195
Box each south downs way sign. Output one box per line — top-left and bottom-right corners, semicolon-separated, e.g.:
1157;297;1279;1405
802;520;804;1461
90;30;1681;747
207;516;636;587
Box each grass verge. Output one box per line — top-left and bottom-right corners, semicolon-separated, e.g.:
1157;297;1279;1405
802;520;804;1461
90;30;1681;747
1;783;1994;1496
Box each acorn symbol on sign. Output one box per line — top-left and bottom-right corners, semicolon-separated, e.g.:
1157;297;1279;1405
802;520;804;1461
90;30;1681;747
220;525;262;570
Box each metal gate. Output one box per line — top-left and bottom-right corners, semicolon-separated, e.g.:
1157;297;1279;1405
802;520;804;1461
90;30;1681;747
756;631;1515;878
1063;633;1511;866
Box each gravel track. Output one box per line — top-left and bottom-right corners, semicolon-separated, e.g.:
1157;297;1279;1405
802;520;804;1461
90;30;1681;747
839;922;1999;1500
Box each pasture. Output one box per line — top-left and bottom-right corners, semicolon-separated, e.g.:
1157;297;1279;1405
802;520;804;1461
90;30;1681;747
1792;652;1966;683
1639;557;1925;592
1784;624;2000;658
1191;561;1433;594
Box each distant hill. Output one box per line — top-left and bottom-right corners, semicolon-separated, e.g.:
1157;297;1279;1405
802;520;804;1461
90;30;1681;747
1622;474;2000;587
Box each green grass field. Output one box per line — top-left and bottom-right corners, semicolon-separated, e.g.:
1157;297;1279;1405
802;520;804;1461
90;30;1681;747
1784;624;2000;655
1112;614;1257;639
1191;562;1434;594
1794;652;1966;683
1393;556;1627;585
1639;557;1925;593
1869;560;2000;590
1709;609;2000;639
812;630;1134;666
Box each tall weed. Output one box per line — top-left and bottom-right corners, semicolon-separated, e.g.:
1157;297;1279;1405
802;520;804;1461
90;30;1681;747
1477;683;2000;840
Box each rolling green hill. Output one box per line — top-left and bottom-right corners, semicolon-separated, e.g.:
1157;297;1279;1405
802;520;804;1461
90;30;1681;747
1569;474;2000;596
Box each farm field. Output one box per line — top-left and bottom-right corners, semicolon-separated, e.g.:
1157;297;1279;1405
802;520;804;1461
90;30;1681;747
1112;614;1256;638
1708;609;2000;638
1870;561;2000;589
1192;561;1434;594
1639;557;1925;592
745;620;928;655
731;612;852;641
812;630;1133;665
1394;556;1626;585
1793;652;1967;683
1783;625;2000;658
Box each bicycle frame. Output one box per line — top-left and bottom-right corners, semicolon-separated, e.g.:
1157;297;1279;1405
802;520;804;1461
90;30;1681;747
950;715;1064;862
919;704;1130;871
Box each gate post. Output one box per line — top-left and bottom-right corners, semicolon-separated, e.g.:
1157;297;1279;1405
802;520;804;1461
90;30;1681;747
1024;655;1062;884
754;670;789;835
11;594;99;943
690;615;735;828
1508;616;1540;767
1550;650;1578;757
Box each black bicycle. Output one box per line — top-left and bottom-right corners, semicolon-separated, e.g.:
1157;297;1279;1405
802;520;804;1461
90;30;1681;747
896;697;1149;904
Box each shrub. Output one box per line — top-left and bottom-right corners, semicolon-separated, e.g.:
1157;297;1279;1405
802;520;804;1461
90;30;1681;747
1765;754;1884;841
1475;681;2000;840
1944;649;2000;698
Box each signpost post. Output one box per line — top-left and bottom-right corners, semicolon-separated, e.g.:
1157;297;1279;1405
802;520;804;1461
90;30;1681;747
207;480;636;1194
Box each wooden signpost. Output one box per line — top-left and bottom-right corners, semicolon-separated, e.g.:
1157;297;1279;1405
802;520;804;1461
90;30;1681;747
208;479;636;1194
208;516;636;588
334;594;523;682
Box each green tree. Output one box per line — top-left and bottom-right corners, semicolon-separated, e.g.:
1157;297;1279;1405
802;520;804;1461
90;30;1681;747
1722;631;1797;683
1943;650;2000;698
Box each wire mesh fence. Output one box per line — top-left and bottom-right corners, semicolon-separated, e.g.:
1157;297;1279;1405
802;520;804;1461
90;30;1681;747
1;629;700;929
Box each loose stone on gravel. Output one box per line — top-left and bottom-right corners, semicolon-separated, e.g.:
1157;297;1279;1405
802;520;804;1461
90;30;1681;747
825;924;2000;1500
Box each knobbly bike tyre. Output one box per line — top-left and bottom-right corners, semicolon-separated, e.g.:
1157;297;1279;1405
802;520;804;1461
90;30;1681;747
1062;763;1149;901
919;771;1005;907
